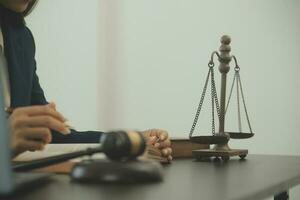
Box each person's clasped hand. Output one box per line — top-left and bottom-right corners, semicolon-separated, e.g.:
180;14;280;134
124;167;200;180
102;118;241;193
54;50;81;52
142;129;172;161
9;103;70;157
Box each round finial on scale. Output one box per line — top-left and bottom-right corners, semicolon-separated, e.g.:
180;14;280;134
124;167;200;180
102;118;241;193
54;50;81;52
220;35;231;45
218;35;232;74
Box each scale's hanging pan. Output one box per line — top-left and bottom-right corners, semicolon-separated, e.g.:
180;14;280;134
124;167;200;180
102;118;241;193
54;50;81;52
190;135;229;145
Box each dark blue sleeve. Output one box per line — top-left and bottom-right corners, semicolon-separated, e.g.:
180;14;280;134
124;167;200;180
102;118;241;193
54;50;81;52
30;60;48;105
27;27;103;144
51;129;102;144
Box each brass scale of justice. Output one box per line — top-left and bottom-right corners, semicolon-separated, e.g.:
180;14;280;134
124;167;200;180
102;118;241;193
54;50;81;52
189;35;254;161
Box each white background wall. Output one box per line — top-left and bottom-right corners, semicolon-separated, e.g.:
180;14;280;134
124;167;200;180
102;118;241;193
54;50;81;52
26;0;300;199
27;0;105;132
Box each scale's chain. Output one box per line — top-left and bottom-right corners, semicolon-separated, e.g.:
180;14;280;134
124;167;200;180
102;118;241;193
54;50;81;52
211;68;216;136
189;67;211;138
210;65;221;135
211;67;220;118
236;71;242;132
225;72;236;114
237;73;253;133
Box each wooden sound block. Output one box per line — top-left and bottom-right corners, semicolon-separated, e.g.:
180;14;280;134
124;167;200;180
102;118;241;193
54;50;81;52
192;149;248;161
71;160;164;183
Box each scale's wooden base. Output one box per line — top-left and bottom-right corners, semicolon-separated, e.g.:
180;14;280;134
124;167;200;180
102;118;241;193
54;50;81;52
192;149;248;161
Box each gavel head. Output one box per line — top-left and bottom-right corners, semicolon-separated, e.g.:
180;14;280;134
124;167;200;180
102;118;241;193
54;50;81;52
101;130;146;161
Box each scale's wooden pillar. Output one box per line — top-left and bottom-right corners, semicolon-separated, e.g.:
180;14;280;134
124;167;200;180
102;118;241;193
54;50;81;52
218;35;231;134
213;36;232;152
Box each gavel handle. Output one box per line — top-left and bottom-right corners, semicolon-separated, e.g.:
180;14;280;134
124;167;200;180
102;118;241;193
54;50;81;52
13;147;102;172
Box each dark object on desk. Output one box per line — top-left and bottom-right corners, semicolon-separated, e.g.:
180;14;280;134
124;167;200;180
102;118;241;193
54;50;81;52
8;172;52;194
189;35;254;161
70;160;163;183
